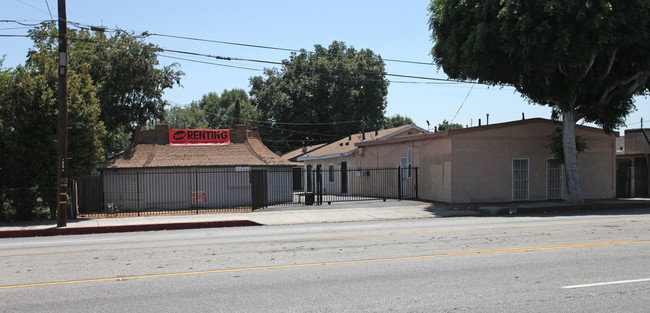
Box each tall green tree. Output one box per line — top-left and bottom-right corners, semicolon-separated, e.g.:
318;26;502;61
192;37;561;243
29;23;183;155
164;102;208;129
0;45;105;220
250;41;389;153
437;119;463;131
198;89;259;129
429;0;650;202
0;58;12;220
381;114;414;129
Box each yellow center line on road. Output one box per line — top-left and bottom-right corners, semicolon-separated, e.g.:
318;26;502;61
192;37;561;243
1;218;649;258
2;240;649;290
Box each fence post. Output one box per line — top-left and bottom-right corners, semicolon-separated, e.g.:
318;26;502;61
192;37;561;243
316;165;323;205
136;171;140;217
415;167;419;200
195;168;199;214
397;166;402;201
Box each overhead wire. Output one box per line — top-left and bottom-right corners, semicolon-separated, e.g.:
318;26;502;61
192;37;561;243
44;0;54;21
161;47;468;85
145;32;436;66
1;19;477;86
2;19;492;124
450;83;476;123
14;0;50;16
159;54;263;72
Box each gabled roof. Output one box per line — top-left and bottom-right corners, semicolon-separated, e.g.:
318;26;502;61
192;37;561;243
297;124;426;161
101;124;294;169
281;143;327;162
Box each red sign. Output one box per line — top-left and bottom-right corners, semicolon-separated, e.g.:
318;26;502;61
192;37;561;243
192;192;206;204
169;129;230;145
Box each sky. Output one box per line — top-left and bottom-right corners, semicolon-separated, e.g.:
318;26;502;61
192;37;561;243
2;0;649;135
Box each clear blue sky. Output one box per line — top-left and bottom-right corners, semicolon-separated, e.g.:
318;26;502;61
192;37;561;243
3;0;649;134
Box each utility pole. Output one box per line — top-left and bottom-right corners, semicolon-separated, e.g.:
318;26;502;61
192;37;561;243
56;0;68;227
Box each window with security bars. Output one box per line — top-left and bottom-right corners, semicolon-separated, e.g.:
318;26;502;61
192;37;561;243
546;159;563;199
512;159;529;201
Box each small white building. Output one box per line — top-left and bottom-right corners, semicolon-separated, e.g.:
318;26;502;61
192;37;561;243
100;124;295;211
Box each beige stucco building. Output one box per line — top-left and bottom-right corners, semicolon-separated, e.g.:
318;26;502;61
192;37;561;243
356;118;616;203
296;124;426;195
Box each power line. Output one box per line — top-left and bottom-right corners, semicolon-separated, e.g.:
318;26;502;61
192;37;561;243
159;54;263;72
4;20;436;66
146;32;437;66
212;114;361;126
2;20;479;86
161;47;464;84
0;19;49;26
44;0;54;21
161;53;470;86
450;83;476;123
15;0;50;16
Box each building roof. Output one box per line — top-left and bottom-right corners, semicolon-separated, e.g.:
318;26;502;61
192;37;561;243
281;143;327;162
297;124;426;161
356;118;613;148
101;124;295;169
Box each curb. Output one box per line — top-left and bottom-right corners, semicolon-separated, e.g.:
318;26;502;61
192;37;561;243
0;220;263;238
494;202;650;215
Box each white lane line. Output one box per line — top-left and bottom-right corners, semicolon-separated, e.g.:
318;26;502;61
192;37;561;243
563;278;650;289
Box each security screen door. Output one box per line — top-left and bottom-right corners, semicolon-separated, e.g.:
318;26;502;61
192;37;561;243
546;159;563;199
512;159;529;201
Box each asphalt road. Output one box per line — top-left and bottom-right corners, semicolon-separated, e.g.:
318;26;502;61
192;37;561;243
1;210;649;312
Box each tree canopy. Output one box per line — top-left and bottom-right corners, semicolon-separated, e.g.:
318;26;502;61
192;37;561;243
199;89;259;129
429;0;650;202
1;22;181;220
164;102;209;129
163;89;259;129
29;23;183;154
381;114;414;129
249;41;389;153
437;119;463;131
0;44;105;221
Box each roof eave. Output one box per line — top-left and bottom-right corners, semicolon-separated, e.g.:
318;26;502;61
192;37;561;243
297;149;358;161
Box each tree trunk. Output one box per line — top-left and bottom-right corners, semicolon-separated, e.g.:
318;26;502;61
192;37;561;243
562;110;583;203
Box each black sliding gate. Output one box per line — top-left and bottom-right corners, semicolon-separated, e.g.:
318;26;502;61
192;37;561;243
73;167;418;218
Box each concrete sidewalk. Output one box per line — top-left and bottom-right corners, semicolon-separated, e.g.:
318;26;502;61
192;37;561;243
2;199;650;238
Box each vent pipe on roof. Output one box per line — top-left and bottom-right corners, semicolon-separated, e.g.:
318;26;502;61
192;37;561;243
375;130;378;136
478;119;482;126
522;112;525;120
348;134;351;141
486;114;489;125
434;126;437;132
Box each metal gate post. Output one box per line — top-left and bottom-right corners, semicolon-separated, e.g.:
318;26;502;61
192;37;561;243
136;171;140;216
316;165;323;205
195;168;199;214
415;167;419;199
397;166;402;200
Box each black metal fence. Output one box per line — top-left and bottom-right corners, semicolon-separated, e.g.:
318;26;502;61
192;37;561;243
73;167;418;217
